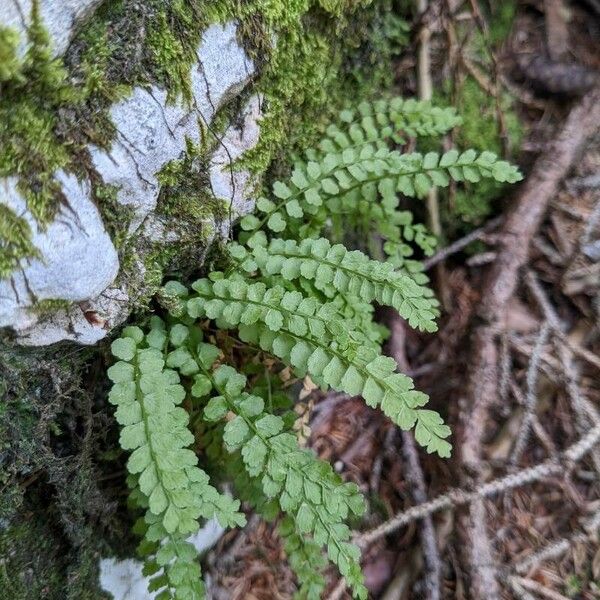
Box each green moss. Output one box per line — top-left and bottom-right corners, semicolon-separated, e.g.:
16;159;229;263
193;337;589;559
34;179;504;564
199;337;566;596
0;511;111;600
436;1;522;229
0;343;134;599
446;78;522;223
0;1;84;276
0;205;40;279
116;138;229;308
0;27;22;82
72;0;209;104
0;1;82;220
207;0;407;174
28;298;72;318
145;0;208;103
92;182;134;249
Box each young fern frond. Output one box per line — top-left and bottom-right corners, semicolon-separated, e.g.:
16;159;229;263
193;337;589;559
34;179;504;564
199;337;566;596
308;97;462;158
107;321;245;600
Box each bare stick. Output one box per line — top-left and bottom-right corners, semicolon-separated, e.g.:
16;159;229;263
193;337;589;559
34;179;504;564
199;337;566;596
423;216;503;270
510;321;551;463
356;421;600;546
525;271;600;475
463;86;600;470
511;576;570;600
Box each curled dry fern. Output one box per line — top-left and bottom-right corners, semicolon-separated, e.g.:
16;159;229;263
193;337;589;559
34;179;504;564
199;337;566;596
107;96;522;599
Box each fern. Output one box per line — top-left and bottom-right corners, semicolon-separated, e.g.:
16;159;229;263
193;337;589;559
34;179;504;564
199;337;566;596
107;95;522;599
151;322;367;597
233;236;439;332
185;277;451;456
197;358;367;598
242;147;521;241
107;321;245;600
309;98;462;158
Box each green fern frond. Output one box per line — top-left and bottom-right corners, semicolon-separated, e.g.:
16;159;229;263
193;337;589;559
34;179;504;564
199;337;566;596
236;236;439;332
107;321;246;600
243;147;522;238
187;277;366;350
106;93;523;599
192;354;367;599
309;97;462;158
279;517;328;600
184;278;451;457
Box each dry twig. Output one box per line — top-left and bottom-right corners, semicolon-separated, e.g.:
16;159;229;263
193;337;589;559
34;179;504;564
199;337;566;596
386;311;442;600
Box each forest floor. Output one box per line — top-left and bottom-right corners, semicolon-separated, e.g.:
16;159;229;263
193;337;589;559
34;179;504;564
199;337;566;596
204;1;600;599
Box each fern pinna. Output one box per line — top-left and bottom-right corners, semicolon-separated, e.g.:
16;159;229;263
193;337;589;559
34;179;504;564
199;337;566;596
107;96;522;599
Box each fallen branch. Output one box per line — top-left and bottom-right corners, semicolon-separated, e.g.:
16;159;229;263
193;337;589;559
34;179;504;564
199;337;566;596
526;271;600;475
514;509;600;574
423;216;503;270
510;321;551;464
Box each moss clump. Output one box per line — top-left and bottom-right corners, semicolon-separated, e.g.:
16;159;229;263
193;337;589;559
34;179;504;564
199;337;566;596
448;78;522;223
156;140;227;234
0;1;85;279
116;138;228;308
0;1;81;225
91;182;134;250
0;27;22;82
206;0;401;173
0;343;134;598
71;0;209;104
0;511;110;600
